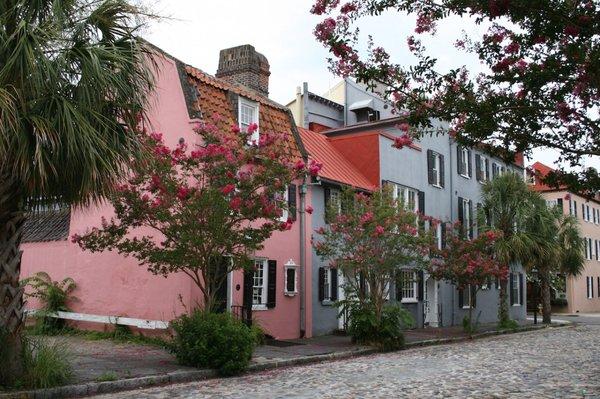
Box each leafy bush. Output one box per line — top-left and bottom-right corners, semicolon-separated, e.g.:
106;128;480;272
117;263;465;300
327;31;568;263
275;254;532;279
347;302;413;351
551;298;568;307
497;318;519;330
249;324;265;346
170;311;256;376
21;337;73;389
22;272;77;334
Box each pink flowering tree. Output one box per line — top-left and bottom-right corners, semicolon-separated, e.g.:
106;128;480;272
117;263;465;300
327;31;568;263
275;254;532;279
313;186;433;325
428;223;506;333
312;0;600;194
74;116;311;312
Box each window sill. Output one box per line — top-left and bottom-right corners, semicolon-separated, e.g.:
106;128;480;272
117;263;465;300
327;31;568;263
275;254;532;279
401;299;418;304
459;173;470;179
512;304;522;307
462;306;473;309
252;305;268;311
321;299;334;306
284;291;297;297
431;184;443;189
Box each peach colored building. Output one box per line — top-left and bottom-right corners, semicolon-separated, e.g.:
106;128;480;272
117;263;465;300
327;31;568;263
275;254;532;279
21;45;313;339
531;162;600;313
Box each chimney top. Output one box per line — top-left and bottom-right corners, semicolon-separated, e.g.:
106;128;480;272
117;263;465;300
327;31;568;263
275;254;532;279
215;45;270;97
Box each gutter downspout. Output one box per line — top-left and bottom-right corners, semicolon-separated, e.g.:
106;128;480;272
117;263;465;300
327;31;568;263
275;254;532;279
299;174;308;338
449;135;455;326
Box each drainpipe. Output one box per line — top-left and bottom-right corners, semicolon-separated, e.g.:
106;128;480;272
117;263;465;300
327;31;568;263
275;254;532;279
449;134;455;326
299;174;308;338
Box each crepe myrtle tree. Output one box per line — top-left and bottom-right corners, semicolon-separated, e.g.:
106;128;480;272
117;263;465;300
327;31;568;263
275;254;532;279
312;0;600;195
75;116;318;312
428;223;506;333
313;186;433;324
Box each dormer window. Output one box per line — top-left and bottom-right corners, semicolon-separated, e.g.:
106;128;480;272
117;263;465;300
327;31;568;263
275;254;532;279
239;97;259;144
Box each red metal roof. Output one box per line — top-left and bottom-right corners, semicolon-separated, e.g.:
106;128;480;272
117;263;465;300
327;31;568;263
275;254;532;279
530;161;565;192
298;127;376;191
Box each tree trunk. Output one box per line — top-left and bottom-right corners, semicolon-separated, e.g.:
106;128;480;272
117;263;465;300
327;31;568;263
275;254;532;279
0;178;26;386
540;270;552;324
498;279;509;326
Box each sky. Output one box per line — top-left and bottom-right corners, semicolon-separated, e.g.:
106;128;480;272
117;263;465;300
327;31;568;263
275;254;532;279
141;0;598;172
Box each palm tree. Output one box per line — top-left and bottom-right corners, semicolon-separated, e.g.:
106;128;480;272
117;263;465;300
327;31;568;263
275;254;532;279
479;173;538;326
525;198;584;324
0;0;154;384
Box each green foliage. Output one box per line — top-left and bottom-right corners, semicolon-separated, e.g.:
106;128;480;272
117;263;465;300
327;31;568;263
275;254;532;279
346;302;412;351
249;324;266;347
462;315;479;335
550;298;568;307
170;311;256;376
22;272;77;335
21;338;73;389
95;371;118;382
497;319;519;331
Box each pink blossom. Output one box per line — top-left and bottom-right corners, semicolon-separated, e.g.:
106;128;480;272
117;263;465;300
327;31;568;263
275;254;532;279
231;125;241;134
360;211;374;225
70;234;81;244
229;196;242;211
247;123;258;134
308;160;323;177
294;160;306;170
315;227;326;235
177;186;191;200
505;41;520;54
221;184;236;195
280;218;293;231
398;122;410;132
392;134;413;149
373;225;385;236
149;132;163;142
305;205;314;214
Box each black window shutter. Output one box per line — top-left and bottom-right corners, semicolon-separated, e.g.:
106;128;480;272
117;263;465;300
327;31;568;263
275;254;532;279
243;269;254;309
324;188;331;223
518;273;523;305
427;149;434;184
359;273;366;296
439;154;445;187
471;285;477;308
509;273;515;305
288;184;297;221
475;154;482;181
457;146;462;174
267;260;277;308
418;191;425;214
440;222;447;249
467;149;472;177
417;270;424;301
458;287;464;308
330;268;338;301
458;197;464;225
396;273;403;300
557;198;563;212
492;162;497;178
468;200;474;239
318;267;325;301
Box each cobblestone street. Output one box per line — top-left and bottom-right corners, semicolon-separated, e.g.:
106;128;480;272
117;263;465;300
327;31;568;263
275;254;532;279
95;325;600;398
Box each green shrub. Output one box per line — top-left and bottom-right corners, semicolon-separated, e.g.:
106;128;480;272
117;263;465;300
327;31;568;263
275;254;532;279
249;324;265;346
550;297;568;307
347;303;412;351
22;272;77;335
22;337;73;389
170;311;256;376
497;318;519;330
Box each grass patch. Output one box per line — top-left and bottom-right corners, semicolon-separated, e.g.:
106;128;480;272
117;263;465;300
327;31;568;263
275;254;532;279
21;337;73;389
95;371;118;382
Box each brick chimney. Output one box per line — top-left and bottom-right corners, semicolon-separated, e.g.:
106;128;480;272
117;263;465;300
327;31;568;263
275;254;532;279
215;45;270;96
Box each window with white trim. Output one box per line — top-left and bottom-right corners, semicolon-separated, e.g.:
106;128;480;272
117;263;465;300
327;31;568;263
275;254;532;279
511;273;521;306
239;98;259;144
435;222;442;250
391;183;419;213
430;151;443;187
461;285;473;308
276;187;289;222
284;261;297;295
476;154;489;183
252;259;268;308
459;147;470;177
587;276;594;299
399;270;418;303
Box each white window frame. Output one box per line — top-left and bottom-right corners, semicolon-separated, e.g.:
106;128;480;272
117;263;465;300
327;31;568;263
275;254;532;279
512;273;521;306
238;97;259;144
435;223;442;250
399;270;418;303
252;259;268;310
461;285;473;309
284;260;298;296
322;267;336;304
587;277;593;299
392;184;419;213
431;151;442;188
461;198;472;238
460;147;470;178
329;188;342;215
477;155;489;183
278;186;289;222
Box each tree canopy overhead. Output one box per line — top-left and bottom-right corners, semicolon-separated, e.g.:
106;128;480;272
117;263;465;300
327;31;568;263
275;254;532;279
312;0;600;195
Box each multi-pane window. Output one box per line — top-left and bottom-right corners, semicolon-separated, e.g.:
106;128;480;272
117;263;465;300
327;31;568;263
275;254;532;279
459;197;473;239
391;184;419;213
460;285;473;308
284;265;297;295
475;154;489;183
319;267;338;303
399;270;418;303
239;98;259;143
587;276;594;299
458;147;471;178
511;273;521;306
427;150;444;187
252;259;268;307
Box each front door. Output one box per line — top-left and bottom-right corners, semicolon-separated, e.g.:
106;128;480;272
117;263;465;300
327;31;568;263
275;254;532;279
214;257;229;313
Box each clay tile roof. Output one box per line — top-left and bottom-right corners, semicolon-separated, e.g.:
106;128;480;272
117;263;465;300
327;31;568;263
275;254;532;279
530;161;565;192
23;208;71;243
184;65;304;161
298;127;376;191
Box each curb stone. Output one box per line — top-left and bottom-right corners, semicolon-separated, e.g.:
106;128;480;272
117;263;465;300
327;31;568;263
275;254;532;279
0;322;569;399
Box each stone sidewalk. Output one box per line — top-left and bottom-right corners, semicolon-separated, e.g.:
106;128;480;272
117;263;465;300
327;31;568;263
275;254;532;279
0;319;565;399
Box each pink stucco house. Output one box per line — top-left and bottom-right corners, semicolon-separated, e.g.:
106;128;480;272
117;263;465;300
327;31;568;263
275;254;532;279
21;44;314;339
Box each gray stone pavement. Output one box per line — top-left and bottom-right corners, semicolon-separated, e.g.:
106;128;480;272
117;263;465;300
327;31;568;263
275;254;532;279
91;324;600;399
